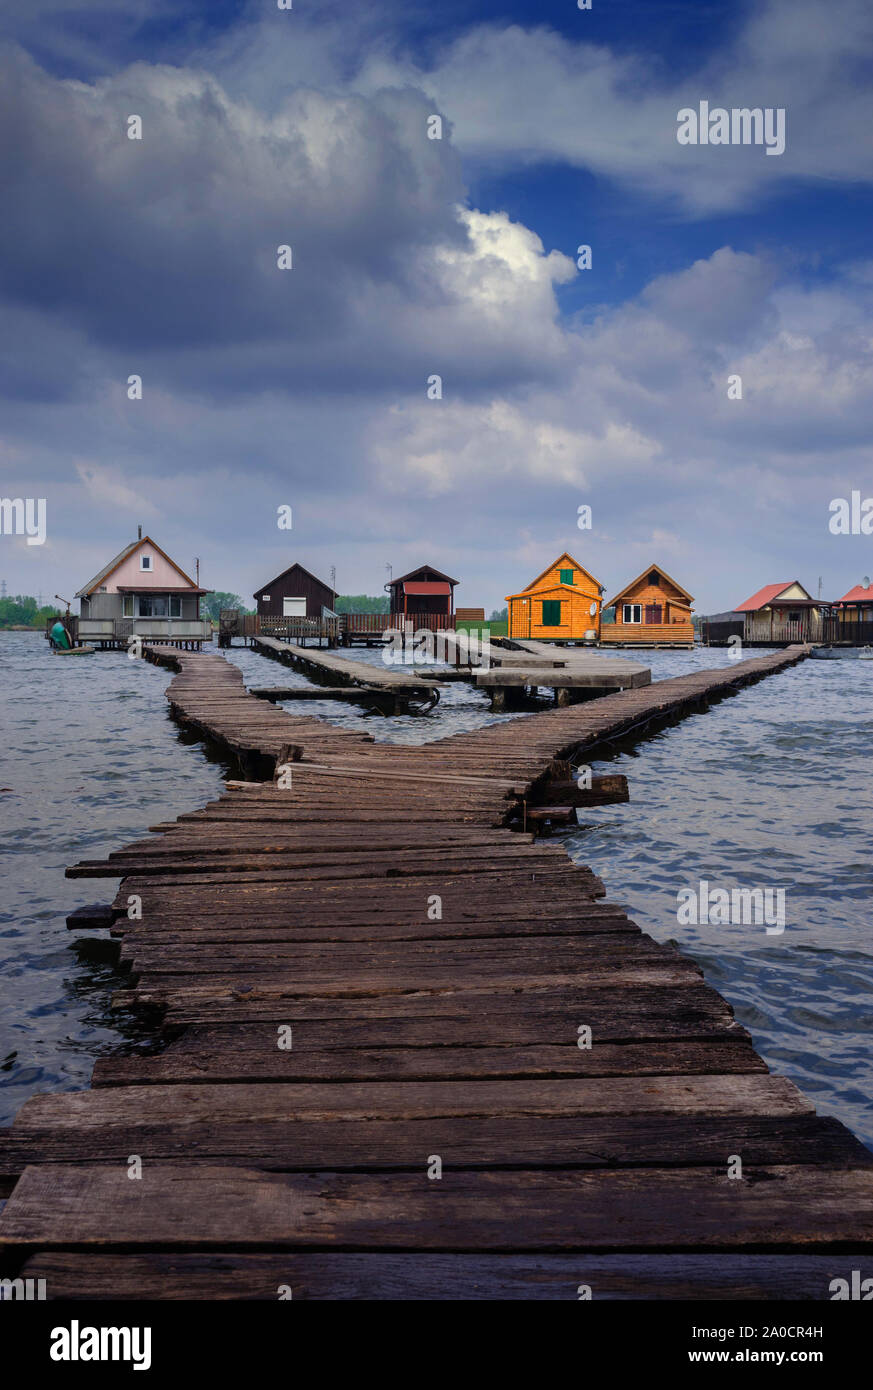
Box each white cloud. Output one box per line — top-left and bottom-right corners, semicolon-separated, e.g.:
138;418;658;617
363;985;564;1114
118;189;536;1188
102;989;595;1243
354;0;873;214
2;13;872;615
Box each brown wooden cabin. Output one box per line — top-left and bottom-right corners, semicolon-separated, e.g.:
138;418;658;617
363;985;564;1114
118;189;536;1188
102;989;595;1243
387;565;458;628
601;564;694;647
254;563;336;620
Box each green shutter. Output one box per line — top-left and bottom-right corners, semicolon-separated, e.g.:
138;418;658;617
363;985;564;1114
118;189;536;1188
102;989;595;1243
559;569;574;585
541;600;562;626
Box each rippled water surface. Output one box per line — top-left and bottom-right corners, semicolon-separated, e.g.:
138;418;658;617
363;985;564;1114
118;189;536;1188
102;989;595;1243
1;631;871;1150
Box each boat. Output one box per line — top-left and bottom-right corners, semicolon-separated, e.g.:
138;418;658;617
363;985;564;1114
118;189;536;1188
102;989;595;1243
810;645;873;659
51;644;95;656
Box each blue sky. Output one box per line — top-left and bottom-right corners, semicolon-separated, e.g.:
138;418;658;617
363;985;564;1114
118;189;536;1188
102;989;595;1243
1;0;872;612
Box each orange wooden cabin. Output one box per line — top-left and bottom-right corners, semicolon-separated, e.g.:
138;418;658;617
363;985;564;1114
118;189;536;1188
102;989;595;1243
506;553;604;642
601;564;694;647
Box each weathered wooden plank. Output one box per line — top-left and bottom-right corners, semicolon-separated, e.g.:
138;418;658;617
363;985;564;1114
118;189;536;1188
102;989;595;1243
70;844;583;881
4;1162;871;1250
1;1115;864;1179
132;983;746;1035
112;911;638;945
118;936;687;973
90;1036;764;1086
120;964;705;1011
13;1249;867;1300
9;1075;814;1129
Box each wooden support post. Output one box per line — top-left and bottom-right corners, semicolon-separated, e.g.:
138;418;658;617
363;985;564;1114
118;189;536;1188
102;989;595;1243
538;774;630;807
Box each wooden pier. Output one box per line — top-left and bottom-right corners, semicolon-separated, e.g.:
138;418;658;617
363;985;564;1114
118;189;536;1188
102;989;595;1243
3;642;873;1300
476;652;651;708
249;634;444;713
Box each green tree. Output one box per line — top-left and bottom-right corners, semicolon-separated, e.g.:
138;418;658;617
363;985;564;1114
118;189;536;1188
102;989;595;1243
200;591;253;621
0;595;62;628
334;594;390;614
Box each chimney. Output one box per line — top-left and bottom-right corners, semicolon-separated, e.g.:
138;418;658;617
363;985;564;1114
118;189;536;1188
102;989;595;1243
138;524;142;540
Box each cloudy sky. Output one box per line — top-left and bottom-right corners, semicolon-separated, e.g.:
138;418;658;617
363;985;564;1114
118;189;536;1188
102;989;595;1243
1;0;872;613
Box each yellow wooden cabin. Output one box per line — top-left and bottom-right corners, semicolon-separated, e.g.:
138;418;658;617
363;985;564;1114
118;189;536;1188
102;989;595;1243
601;563;694;647
505;553;604;642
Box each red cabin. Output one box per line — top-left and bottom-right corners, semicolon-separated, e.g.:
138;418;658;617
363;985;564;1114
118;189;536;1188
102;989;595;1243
387;565;458;630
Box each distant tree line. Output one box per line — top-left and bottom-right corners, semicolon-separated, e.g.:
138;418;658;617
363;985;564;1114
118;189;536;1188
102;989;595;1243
334;594;390;614
0;595;62;628
199;592;254;621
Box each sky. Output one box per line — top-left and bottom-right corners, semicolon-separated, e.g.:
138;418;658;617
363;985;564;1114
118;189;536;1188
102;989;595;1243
1;0;872;614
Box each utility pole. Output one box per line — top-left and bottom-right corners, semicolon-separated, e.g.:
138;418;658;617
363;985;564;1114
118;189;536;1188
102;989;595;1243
329;565;336;593
818;576;822;601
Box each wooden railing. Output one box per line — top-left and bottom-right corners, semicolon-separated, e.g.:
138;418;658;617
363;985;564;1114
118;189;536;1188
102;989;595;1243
219;611;340;642
338;612;455;636
744;616;823;644
821;616;873;645
48;615;212;644
601;622;693;643
338;612;392;634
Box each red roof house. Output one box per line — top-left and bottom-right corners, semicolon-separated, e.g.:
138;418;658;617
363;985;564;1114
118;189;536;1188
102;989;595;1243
387;565;458;624
733;581;822;644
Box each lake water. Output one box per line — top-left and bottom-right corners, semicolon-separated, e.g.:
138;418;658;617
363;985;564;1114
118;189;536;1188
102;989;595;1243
1;631;870;1151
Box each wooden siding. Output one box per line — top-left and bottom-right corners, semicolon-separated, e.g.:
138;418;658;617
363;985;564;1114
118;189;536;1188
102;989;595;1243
602;622;693;647
254;565;335;620
602;569;694;647
507;556;602;641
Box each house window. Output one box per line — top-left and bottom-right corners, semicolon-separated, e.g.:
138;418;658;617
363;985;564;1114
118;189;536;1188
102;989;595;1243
261;595;270;603
787;611;801;623
140;554;152;571
122;595;134;617
559;569;574;585
541;600;562;626
648;571;660;587
623;604;642;624
644;604;663;624
169;596;181;618
138;595;167;617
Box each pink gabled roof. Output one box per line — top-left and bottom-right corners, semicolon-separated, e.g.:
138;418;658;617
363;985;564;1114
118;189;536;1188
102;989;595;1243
735;582;804;612
838;584;873;604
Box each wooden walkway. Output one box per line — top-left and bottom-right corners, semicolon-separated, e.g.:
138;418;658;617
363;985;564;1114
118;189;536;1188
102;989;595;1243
3;642;873;1300
249;634;443;713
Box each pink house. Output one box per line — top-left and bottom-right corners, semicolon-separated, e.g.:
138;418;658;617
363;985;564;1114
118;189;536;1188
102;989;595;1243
75;530;212;647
